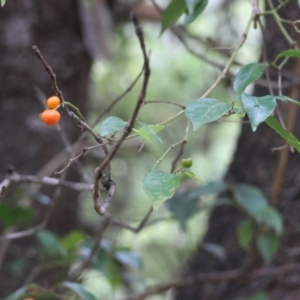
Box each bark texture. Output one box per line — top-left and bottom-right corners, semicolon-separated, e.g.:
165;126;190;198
0;0;92;296
175;1;300;299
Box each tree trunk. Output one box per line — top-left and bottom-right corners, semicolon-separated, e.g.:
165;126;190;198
175;1;300;299
0;0;91;296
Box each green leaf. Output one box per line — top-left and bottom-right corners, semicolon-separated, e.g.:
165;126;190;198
143;170;180;209
233;63;267;96
37;230;64;257
181;170;201;182
1;0;6;7
265;116;300;153
161;0;186;33
114;251;143;270
136;122;164;143
233;184;268;217
241;93;276;131
190;181;227;197
257;232;279;264
276;95;300;106
62;282;97;300
275;49;300;61
184;0;208;24
61;230;86;251
237;220;253;249
166;190;199;231
256;207;283;235
4;286;27;300
185;0;198;12
100;116;126;136
185;98;231;130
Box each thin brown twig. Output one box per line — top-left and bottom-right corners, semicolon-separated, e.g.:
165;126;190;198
125;263;300;300
98;179;116;214
170;140;187;173
125;269;242;300
32;46;109;159
0;173;67;241
55;143;108;175
144;100;185;109
0;172;92;195
110;207;154;233
93;13;151;216
91;67;144;127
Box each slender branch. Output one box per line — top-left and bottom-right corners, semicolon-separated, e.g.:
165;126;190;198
144;100;185;109
125;269;242;300
32;45;109;158
0;173;67;241
93;13;150;215
110;207;154;233
125;263;300;300
91;67;144;127
0;172;92;195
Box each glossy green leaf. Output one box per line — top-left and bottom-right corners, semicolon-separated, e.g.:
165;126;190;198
4;286;27;300
275;49;300;61
166;190;199;231
1;0;6;7
185;98;231;130
276;95;300;106
62;282;97;300
37;230;64;257
237;220;253;249
257;232;279;264
256;207;283;235
233;184;268;217
233;63;267;96
161;0;186;33
136;122;164;143
184;0;207;24
61;230;86;251
115;251;143;270
100;116;126;136
143;170;180;209
241;93;276;131
265;116;300;153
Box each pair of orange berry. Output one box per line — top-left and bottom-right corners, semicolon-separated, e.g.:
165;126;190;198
40;96;61;126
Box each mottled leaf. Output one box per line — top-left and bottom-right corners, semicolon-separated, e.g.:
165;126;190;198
233;184;268;217
233;63;267;96
143;170;180;209
185;98;231;130
100;116;126;136
241;93;276;131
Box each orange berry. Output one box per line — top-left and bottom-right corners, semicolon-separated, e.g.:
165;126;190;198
40;109;61;126
47;96;60;109
23;298;35;300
